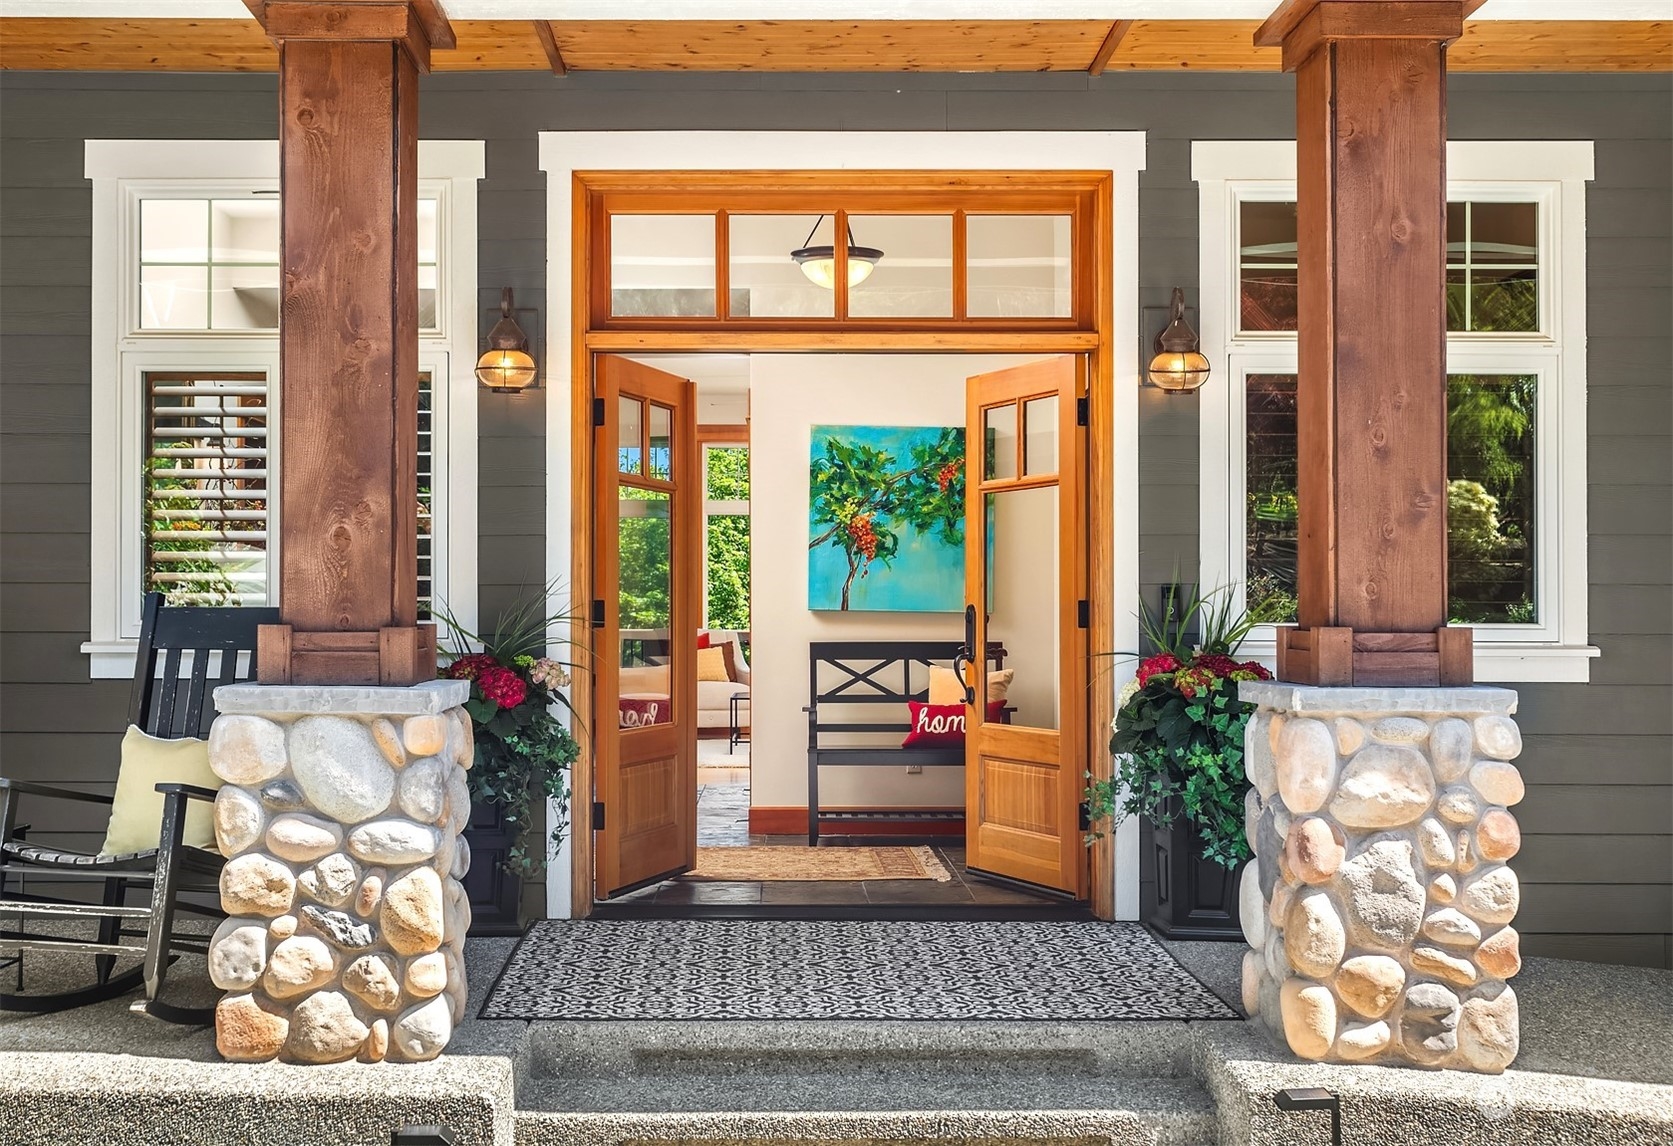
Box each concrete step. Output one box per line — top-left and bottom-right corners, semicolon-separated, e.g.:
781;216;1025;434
512;1021;1220;1145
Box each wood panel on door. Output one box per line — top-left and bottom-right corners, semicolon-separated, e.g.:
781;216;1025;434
593;355;699;899
963;357;1087;897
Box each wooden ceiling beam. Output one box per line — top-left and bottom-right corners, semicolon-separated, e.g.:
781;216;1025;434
534;20;568;75
1088;19;1132;75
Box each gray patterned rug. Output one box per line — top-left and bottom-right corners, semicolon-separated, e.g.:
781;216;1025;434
480;920;1239;1021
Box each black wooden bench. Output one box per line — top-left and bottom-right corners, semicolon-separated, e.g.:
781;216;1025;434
804;640;1005;847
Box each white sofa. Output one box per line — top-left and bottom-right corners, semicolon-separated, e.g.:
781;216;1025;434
616;630;749;732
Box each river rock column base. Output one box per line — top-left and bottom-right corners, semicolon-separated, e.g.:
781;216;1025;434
205;680;474;1064
1237;682;1524;1073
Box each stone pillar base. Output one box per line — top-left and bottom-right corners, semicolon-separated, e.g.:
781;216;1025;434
1237;683;1524;1073
205;680;474;1064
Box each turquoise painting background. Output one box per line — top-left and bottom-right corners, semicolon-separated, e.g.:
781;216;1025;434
807;424;965;613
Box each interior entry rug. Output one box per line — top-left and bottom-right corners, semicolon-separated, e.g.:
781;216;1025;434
686;845;953;882
480;920;1238;1021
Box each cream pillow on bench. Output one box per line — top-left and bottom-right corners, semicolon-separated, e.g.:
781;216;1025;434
99;725;222;856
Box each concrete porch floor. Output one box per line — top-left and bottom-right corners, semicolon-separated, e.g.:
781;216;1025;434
0;933;1668;1146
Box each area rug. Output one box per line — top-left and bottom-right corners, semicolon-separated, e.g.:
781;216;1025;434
480;920;1239;1021
685;846;953;882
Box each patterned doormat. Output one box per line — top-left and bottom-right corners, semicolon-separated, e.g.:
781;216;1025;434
480;920;1238;1021
687;846;953;882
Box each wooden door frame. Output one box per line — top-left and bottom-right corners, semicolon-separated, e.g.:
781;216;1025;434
540;131;1146;922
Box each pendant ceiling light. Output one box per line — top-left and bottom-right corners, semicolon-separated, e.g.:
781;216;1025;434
790;216;883;290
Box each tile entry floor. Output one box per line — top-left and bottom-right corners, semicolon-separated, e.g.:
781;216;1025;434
611;760;1061;907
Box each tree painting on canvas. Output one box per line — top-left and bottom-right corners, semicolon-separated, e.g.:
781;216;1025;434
808;425;965;612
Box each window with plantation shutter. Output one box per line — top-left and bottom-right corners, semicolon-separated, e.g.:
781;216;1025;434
418;369;434;618
143;370;271;606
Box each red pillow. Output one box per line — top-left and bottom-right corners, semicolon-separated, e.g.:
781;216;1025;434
697;633;713;649
902;701;1004;748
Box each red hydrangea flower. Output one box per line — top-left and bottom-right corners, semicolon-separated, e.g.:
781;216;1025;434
1192;653;1241;678
477;665;528;709
445;652;498;682
1173;665;1218;699
1236;660;1274;681
1136;653;1181;686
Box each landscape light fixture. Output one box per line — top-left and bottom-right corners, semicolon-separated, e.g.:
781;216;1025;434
1146;286;1211;393
1273;1087;1342;1146
475;287;538;391
790;215;883;289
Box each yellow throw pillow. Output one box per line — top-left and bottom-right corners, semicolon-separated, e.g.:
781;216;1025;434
928;664;1016;705
100;725;221;856
696;645;731;683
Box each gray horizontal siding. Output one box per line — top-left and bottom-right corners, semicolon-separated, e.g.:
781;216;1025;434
2;69;1668;965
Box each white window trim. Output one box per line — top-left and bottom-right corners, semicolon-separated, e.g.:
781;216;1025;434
1193;140;1597;683
83;138;483;677
541;129;1147;922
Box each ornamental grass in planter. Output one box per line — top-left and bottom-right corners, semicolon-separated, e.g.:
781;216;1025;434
1087;583;1273;939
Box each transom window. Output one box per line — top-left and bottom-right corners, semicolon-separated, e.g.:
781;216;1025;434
590;177;1098;328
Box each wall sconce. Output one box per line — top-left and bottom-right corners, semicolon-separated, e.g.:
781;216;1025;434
1145;286;1211;394
475;287;539;392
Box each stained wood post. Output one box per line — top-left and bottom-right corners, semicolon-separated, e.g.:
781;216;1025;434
248;1;453;687
1256;0;1473;688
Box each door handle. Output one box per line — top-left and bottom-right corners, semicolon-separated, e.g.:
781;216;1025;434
953;603;977;706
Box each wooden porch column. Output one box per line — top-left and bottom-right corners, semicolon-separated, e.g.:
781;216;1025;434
1256;0;1474;688
248;1;454;686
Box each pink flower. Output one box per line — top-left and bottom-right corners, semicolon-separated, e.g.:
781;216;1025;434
1137;653;1181;686
477;665;528;708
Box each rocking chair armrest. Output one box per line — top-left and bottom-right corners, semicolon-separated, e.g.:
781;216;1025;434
0;777;115;805
153;783;220;802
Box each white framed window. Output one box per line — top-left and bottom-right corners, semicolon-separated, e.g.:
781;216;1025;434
701;442;750;630
1194;140;1597;683
83;139;484;677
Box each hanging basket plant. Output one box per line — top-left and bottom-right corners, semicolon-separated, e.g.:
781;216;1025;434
435;588;584;878
1086;583;1272;869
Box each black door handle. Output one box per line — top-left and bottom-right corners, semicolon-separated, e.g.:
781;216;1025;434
953;603;977;706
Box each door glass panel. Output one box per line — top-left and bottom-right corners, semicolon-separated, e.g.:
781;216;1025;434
618;488;673;727
985;485;1060;730
618;396;643;475
847;214;953;318
967;215;1072;318
1239;201;1299;332
648;403;673;481
611;214;717;317
728;214;835;318
983;403;1018;481
1023;395;1058;476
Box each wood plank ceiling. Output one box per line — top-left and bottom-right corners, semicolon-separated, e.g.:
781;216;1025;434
0;17;1667;73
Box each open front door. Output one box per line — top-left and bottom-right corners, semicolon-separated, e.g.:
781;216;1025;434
594;355;699;899
963;357;1088;897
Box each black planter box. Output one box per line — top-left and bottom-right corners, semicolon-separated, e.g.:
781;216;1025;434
461;798;524;936
1143;804;1245;941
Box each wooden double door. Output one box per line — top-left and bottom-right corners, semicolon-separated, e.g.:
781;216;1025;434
592;354;1087;901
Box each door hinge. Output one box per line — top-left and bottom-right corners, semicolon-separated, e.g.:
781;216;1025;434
1077;599;1090;629
592;801;606;831
590;599;606;628
1078;801;1092;832
592;396;606;427
1076;395;1089;427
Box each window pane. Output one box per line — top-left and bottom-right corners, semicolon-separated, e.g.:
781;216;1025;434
1245;374;1300;623
209;199;279;263
619;396;643;475
140;265;209;330
618;488;673;726
611;214;716;317
986;484;1059;730
210;265;280;330
1448;200;1539;333
967;215;1072;318
706;444;750;500
1243;372;1540;626
728;214;836;318
1448;374;1537;624
144;371;269;606
1465;202;1537;266
1023;394;1058;476
141;199;209;264
418;198;440;266
706;515;750;630
1468;270;1538;333
648;403;673;481
847;214;953;318
1240;201;1298;332
418;264;439;331
984;403;1018;481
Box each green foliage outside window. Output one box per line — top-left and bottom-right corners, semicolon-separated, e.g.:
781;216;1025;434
705;446;751;630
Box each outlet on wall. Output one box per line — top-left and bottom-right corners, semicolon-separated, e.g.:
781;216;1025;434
906;764;923;775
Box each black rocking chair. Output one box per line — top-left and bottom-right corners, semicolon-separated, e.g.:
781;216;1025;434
0;592;276;1022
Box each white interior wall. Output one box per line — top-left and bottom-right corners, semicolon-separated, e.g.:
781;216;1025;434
748;351;1042;810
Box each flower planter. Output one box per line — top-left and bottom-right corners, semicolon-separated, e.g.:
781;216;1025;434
461;799;523;936
1144;799;1245;942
